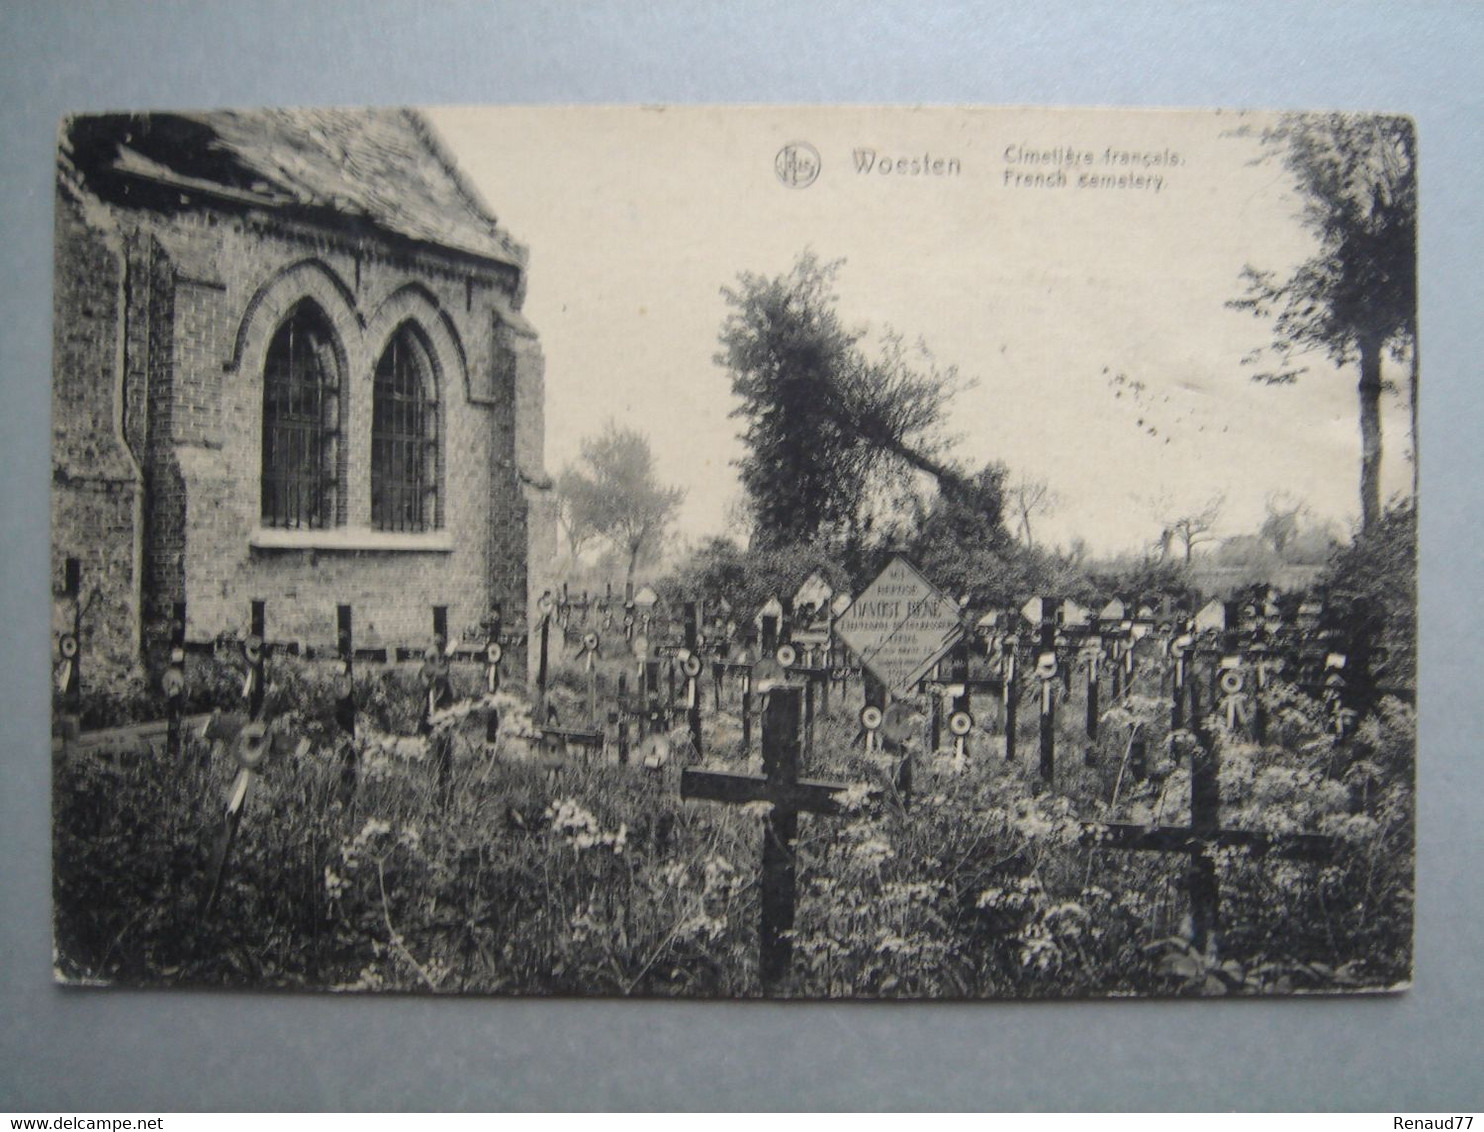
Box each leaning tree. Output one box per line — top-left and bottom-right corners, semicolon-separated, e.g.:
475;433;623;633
716;251;970;552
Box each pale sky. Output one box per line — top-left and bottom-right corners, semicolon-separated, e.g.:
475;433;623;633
426;106;1412;556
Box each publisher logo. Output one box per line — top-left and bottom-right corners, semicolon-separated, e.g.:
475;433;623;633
775;142;821;188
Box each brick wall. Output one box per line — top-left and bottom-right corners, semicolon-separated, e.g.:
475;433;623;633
50;187;144;681
136;235;186;663
52;184;546;691
486;309;550;671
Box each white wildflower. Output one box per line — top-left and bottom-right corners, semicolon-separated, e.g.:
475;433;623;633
854;837;895;867
835;782;873;812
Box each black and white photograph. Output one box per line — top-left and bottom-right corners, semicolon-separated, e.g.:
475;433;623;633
49;104;1416;999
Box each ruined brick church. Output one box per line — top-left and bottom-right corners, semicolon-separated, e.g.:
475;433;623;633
52;109;551;689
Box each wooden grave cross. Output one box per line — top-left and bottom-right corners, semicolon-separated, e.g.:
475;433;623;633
682;600;704;756
53;557;84;739
1016;597;1061;782
482;605;503;744
335;603;358;802
1000;634;1020;761
418;611;457;790
537;621;604;757
535;590;554;715
575;628;601;725
612;669;631;765
204;599;277;915
680;685;853;986
1081;660;1334;957
164;601;187;762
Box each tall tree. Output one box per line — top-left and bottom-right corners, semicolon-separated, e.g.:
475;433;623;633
717;251;963;549
557;423;685;586
1230;114;1417;531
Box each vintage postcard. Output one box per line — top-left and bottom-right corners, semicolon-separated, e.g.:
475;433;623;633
50;106;1415;997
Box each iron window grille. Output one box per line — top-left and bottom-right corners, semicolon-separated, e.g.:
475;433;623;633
260;302;341;529
371;323;440;532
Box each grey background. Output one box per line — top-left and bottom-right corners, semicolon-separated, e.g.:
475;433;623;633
2;0;1479;1112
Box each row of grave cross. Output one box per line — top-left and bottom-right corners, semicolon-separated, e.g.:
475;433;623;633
54;570;1362;807
527;587;876;771
53;557;1353;981
680;651;1340;990
54;561;1360;778
672;560;1350;987
52;565;523;917
515;580;1362;781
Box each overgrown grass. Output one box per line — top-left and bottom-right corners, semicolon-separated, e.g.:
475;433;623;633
52;653;1414;997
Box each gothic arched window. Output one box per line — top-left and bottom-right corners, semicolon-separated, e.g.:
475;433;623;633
371;323;440;532
260;301;341;529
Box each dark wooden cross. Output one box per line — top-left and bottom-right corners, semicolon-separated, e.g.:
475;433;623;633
1001;641;1019;762
420;613;457;791
1084;641;1100;742
334;602;358;804
680;685;853;986
204;599;274;916
1037;657;1058;784
1081;661;1333;956
165;600;187;762
246;599;266;719
683;600;704;756
924;641;970;754
483;605;502;743
53;558;84;740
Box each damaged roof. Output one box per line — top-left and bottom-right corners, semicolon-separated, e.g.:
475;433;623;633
63;108;523;270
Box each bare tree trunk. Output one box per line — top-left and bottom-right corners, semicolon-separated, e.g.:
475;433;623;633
1358;335;1385;532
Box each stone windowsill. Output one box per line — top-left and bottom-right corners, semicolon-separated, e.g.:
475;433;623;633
249;527;455;553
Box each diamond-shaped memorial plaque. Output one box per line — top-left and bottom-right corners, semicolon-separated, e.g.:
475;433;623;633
833;556;964;696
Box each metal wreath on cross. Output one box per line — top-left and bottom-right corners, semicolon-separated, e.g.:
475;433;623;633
55;633;78;695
